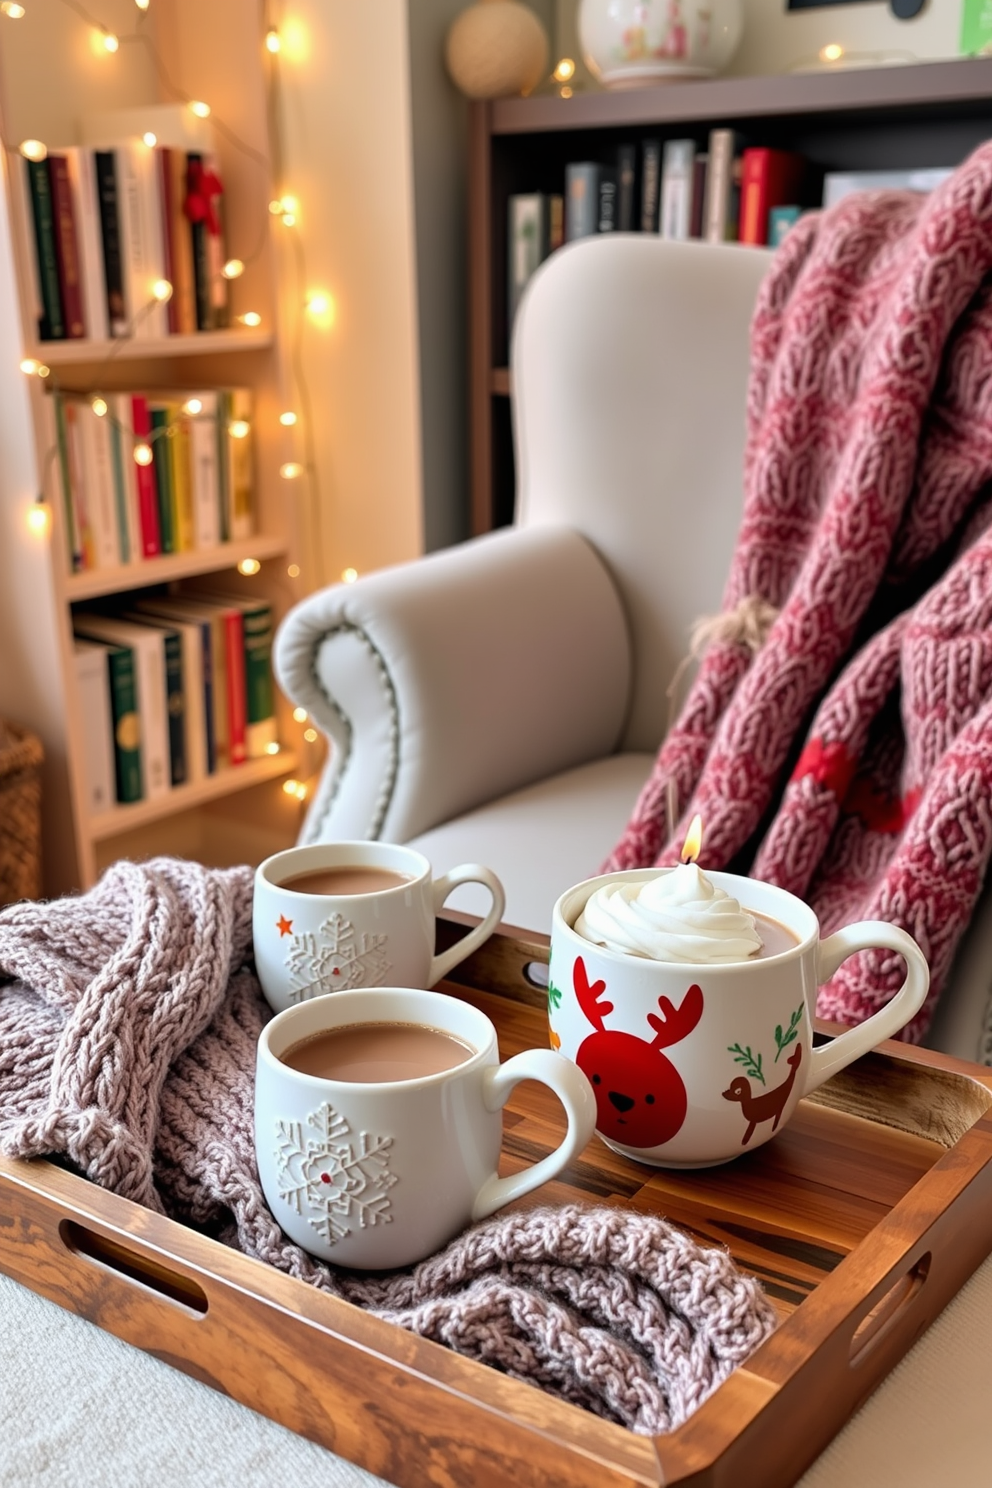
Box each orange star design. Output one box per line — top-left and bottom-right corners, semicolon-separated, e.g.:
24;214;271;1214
276;914;294;937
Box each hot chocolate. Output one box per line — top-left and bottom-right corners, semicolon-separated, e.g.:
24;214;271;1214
280;866;413;896
279;1020;476;1083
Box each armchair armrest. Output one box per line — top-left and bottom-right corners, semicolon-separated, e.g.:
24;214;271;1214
274;525;631;845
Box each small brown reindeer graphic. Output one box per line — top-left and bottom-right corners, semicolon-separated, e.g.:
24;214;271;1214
722;1044;802;1146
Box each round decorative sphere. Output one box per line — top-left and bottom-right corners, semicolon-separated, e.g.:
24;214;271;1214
578;0;743;87
445;0;550;100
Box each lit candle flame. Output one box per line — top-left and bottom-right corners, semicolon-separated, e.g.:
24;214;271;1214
681;814;703;864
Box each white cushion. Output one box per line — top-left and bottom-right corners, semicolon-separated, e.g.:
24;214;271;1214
407;752;655;934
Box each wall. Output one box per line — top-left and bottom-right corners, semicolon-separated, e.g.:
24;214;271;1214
728;0;961;76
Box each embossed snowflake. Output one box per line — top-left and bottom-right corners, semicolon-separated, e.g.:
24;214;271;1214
275;1102;396;1246
284;911;390;1003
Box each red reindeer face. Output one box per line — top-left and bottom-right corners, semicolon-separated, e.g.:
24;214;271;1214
570;956;703;1149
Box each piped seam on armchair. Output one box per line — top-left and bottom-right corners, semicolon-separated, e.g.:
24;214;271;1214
303;622;401;842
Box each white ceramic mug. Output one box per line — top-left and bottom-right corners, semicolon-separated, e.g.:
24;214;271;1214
548;868;930;1168
255;986;598;1270
253;842;506;1015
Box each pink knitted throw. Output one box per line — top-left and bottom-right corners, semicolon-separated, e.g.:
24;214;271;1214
0;859;776;1436
607;143;992;1039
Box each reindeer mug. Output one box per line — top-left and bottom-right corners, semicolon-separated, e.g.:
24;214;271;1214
548;869;930;1168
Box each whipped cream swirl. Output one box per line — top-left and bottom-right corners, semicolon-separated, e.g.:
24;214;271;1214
574;864;763;964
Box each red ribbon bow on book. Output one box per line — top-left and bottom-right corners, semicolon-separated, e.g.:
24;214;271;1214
184;158;223;236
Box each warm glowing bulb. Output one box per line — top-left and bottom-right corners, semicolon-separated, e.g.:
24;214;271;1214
279;410;297;427
239;311;262;327
293;707;308;723
102;31;119;52
681;813;703;865
1;3;27;17
222;258;244;279
142;131;157;147
265;28;281;52
280;461;303;479
228;419;250;439
19;358;42;375
306;292;329;316
287;563;300;578
265;741;281;755
37;363;49;378
342;567;358;584
135;0;150;8
560;85;573;98
91;397;108;417
820;42;844;62
237;557;261;575
19;140;47;162
133;443;153;467
280;195;298;216
268;198;284;215
189;100;211;118
281;213;296;228
152;279;173;302
294;784;307;801
303;728;317;743
26;501;49;536
282;779;301;796
183;397;202;415
553;56;575;81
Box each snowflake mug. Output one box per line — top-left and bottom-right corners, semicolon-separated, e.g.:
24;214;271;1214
548;869;930;1168
253;841;506;1014
254;985;598;1269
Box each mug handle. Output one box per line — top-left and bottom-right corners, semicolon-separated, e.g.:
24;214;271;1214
805;920;930;1095
471;1048;598;1221
427;864;507;986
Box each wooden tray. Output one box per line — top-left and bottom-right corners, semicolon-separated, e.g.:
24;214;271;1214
3;919;992;1488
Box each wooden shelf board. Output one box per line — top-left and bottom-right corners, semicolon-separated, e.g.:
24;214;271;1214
88;750;300;841
492;57;992;135
30;329;273;367
65;535;288;602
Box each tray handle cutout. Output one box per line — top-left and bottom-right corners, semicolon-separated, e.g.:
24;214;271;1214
849;1252;931;1368
60;1219;209;1316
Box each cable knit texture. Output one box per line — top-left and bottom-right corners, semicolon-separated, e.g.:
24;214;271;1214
0;858;776;1436
607;143;992;1040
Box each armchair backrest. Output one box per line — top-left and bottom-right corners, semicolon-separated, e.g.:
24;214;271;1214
512;234;772;753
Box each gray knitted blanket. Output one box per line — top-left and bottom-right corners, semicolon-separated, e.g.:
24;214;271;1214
0;858;777;1435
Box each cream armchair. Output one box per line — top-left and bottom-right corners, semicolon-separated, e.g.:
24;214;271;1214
275;234;769;929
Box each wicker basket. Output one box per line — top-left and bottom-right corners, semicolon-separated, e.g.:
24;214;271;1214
0;720;43;905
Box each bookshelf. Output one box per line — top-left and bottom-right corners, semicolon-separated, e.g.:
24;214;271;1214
470;55;992;534
0;0;318;896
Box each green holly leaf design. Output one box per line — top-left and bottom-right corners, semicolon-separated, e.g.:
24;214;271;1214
774;1004;804;1062
727;1043;765;1086
547;980;563;1012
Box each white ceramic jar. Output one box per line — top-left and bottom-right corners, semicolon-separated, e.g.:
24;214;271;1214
578;0;743;87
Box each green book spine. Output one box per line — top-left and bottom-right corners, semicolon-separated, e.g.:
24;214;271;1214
150;406;175;554
53;391;81;572
242;603;276;757
105;644;143;802
108;412;130;564
216;390;231;542
163;629;186;786
25;158;64;340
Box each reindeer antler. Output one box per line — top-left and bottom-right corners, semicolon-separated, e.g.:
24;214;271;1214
647;983;704;1049
573;957;612;1032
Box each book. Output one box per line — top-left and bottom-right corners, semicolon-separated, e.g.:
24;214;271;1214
73;615;170;799
640;139;662;233
739;148;805;247
75;398;119;569
65;147;108;342
134;595;227;767
169;402;195;550
49;391;81;570
205;152;230;330
703;129;744;244
821;167;953;209
25;157;65;340
94;151;127;337
109;393;141;563
597;168;619;233
130;395;161;557
186;152;212;332
47;154;86;338
132;597;214;777
189;390;221;547
226;388;254;540
565;163;601;242
60;396;95;569
72;640;116;813
769;205;801;247
74;634;142;803
149;404;176;554
190;594;276;759
660;139;696;241
507;193;557;331
122;615;186;787
160;147;197;335
117;144;168;340
689;153;708;239
616;144;637;232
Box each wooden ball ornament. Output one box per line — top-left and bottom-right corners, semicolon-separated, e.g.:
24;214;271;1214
445;0;550;100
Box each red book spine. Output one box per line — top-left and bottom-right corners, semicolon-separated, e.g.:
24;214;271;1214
47;154;86;337
131;395;161;557
739;149;771;246
158;147;179;335
224;608;247;765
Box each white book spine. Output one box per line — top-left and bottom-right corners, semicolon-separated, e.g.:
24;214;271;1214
137;144;169;339
80;403;119;568
66;147;108;342
175;621;208;782
73;643;115;814
191;392;221;547
111;394;142;563
660;142;694;241
132;629;170;798
118;145;168;340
